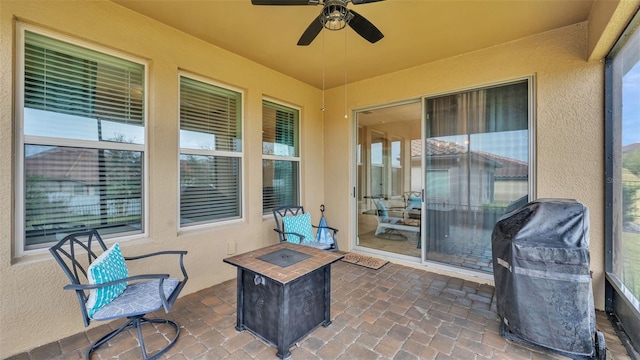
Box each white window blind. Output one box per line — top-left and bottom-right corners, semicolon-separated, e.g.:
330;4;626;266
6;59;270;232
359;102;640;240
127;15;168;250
179;75;242;226
24;31;144;139
262;100;300;214
20;28;146;250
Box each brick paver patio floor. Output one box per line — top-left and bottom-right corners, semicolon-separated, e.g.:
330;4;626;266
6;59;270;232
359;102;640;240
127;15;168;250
7;259;633;360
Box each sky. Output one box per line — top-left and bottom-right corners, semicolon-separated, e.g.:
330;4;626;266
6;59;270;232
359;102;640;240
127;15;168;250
623;62;640;147
24;108;144;148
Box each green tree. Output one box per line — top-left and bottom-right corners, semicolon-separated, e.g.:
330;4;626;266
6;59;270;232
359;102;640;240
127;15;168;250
24;175;66;226
623;148;640;177
623;182;640;224
105;134;142;221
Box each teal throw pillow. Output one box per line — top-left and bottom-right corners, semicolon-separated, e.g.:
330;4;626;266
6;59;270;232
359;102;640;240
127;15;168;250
375;199;388;217
282;212;314;244
86;243;129;318
408;196;421;210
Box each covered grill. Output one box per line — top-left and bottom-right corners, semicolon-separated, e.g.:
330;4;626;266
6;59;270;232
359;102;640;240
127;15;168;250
491;198;605;359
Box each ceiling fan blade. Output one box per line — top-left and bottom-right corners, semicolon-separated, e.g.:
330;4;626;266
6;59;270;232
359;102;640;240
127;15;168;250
348;10;384;43
251;0;316;5
351;0;384;4
297;16;323;46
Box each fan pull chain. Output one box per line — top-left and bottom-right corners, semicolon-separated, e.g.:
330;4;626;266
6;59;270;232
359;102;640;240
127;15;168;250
321;28;326;112
344;29;348;119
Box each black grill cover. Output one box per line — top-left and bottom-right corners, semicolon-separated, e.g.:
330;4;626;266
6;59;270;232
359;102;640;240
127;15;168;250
491;198;596;357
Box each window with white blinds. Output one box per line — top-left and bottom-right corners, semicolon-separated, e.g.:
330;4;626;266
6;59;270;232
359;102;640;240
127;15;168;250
18;26;146;251
262;100;300;214
179;75;242;226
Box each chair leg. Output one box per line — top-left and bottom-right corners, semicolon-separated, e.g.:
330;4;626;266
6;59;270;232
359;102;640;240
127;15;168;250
87;318;138;359
136;317;181;359
86;316;180;360
379;228;406;240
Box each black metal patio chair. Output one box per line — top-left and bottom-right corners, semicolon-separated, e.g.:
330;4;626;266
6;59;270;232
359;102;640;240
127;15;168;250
272;205;339;251
49;229;188;359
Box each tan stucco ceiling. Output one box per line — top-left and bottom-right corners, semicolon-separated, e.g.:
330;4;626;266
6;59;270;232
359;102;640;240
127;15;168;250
113;0;597;89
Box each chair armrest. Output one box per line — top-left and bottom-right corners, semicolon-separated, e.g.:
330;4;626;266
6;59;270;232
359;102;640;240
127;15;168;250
312;225;339;233
63;273;170;291
273;228;309;242
273;228;286;242
387;208;405;218
124;251;188;281
124;250;187;261
311;226;339;250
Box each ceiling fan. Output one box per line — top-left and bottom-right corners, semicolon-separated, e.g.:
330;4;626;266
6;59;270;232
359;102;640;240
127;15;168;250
251;0;385;46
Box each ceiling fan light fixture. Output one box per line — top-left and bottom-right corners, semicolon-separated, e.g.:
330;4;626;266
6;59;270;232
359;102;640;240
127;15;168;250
321;1;352;30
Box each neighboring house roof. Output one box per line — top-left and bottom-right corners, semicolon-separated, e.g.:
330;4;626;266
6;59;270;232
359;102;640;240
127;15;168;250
411;138;527;179
411;138;468;157
423;138;467;156
474;151;528;179
25;147;99;184
412;138;503;167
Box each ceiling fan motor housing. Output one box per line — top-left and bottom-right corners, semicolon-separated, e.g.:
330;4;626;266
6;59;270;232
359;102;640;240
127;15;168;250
249;0;383;45
321;0;353;30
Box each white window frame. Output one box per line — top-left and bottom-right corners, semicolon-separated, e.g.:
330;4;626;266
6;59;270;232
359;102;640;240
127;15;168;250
14;23;149;257
177;71;245;231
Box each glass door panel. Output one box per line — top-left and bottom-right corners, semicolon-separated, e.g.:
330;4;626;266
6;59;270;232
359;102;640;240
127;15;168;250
424;81;530;273
356;102;422;258
370;132;385;198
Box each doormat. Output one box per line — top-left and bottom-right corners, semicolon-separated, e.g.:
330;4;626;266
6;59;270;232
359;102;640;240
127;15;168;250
342;253;388;270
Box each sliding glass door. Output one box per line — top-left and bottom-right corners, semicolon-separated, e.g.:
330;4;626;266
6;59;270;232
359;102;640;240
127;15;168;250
423;80;531;271
356;102;422;258
354;79;532;273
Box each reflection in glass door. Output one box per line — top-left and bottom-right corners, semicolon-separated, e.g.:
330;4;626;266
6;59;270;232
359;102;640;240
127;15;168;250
356;102;422;259
423;80;530;272
370;131;385;198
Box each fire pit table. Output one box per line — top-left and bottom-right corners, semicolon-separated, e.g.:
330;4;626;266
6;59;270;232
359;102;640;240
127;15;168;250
223;243;344;359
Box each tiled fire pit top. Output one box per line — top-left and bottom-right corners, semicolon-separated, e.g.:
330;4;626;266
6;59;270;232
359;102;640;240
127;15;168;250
224;242;344;284
256;248;312;268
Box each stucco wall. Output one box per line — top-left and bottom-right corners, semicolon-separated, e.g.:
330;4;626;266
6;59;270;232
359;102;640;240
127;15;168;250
322;21;606;309
0;0;325;357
